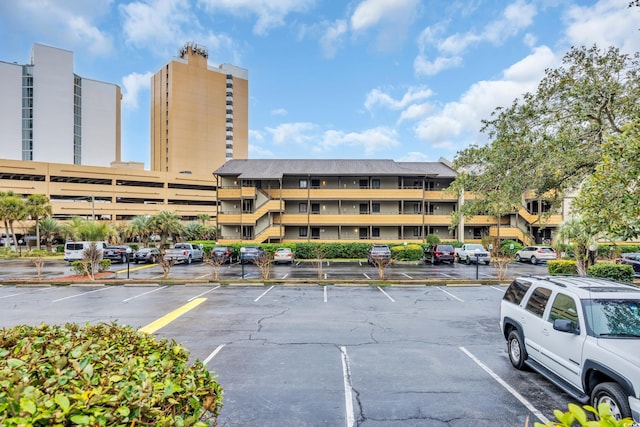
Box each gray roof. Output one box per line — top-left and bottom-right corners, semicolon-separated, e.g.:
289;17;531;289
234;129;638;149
213;159;457;179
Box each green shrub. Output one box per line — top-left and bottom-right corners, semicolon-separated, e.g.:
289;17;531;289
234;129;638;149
69;260;110;275
0;323;222;427
500;240;523;256
588;263;634;282
390;244;423;261
547;260;578;276
535;402;634;426
425;234;440;244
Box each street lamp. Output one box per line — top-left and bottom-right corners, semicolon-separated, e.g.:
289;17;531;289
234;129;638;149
240;247;246;279
126;247;132;279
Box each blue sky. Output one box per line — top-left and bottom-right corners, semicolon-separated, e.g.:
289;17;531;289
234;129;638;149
1;0;638;170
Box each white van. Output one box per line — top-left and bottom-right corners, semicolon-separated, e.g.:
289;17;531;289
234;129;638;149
64;241;108;262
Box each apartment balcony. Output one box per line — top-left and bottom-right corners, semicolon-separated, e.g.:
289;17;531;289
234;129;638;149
264;188;432;200
216;187;241;199
279;213;453;226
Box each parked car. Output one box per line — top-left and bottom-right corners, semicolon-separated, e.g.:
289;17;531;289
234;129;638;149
617;253;640;277
103;245;133;264
163;243;205;264
64;241;108;262
367;244;391;264
500;275;640;423
240;246;265;264
455;243;491;265
133;247;161;264
423;244;455;264
211;246;237;264
274;247;294;264
515;245;556;264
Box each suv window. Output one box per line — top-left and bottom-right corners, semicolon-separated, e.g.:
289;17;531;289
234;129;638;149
65;243;84;251
436;245;454;252
525;287;552;317
503;279;532;305
548;293;579;325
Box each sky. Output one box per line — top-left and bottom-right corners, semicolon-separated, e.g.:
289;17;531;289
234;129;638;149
0;0;639;170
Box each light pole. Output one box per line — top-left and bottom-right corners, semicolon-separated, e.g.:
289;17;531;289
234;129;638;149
240;247;245;279
126;247;132;279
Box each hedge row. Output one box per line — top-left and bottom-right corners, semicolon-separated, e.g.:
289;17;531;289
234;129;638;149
548;260;634;282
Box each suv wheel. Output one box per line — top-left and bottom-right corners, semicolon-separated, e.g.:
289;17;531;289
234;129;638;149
515;254;522;262
591;382;632;420
530;256;538;265
507;330;527;370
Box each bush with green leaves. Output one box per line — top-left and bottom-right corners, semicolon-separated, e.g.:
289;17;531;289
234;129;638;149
587;263;634;283
535;402;635;427
0;323;223;426
390;244;423;261
547;260;578;276
70;260;110;276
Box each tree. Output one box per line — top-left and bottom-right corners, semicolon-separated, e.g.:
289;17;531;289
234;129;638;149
197;213;210;225
453;45;640;233
555;217;599;276
127;215;154;248
25;194;52;250
184;221;206;241
61;217;116;242
39;217;60;252
572;120;640;240
0;191;27;250
152;211;184;249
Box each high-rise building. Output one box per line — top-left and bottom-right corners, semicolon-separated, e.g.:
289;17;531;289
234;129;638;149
150;42;248;176
0;43;122;167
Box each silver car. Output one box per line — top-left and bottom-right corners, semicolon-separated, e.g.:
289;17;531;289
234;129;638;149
515;245;556;264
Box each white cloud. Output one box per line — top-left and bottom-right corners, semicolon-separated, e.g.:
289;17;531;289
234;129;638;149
271;108;288;116
364;86;433;111
396;151;433;162
121;71;153;110
415;46;556;151
315;127;399;156
398;103;433;124
563;0;640;54
320;19;347;59
197;0;316;35
266;122;318;145
414;0;536;76
350;0;421;52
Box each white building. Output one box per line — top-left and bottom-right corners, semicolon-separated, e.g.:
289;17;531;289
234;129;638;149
0;43;121;167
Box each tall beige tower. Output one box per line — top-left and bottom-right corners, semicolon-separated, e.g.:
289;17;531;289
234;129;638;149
150;43;248;175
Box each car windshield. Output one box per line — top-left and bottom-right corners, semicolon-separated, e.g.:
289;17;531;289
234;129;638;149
466;244;485;250
583;299;640;337
538;248;554;253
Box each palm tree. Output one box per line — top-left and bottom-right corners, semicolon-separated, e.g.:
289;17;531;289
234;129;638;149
0;191;27;250
197;213;210;226
39;217;60;252
127;215;154;247
556;217;598;276
25;194;52;250
61;217;88;242
61;216;117;242
184;222;205;241
152;211;184;249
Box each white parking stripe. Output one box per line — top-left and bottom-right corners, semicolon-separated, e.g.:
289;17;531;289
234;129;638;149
363;273;371;279
437;287;464;302
0;287;52;299
188;286;221;301
254;285;275;302
52;286;113;302
203;344;226;365
490;286;506;292
122;286;167;302
401;273;412;279
377;286;395;302
340;346;356;427
323;286;327;303
460;347;549;424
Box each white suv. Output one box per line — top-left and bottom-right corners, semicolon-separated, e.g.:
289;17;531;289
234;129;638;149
500;275;640;422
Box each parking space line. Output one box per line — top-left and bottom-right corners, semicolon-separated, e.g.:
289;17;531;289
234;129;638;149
323;286;327;303
490;286;506;292
282;273;289;279
195;273;211;280
139;298;207;334
401;273;412;279
437;287;464;302
340;346;356;427
0;287;53;299
52;286;114;302
438;272;454;278
188;286;221;301
460;347;549;424
377;286;395;302
254;285;275;302
203;344;226;365
363;273;371;279
122;286;167;302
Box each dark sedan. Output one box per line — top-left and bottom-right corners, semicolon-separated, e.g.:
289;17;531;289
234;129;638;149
240;246;266;264
103;246;132;264
133;247;161;264
617;253;640;276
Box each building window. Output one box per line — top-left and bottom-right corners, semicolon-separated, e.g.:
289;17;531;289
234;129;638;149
299;227;308;237
413;227;421;237
299;179;308;189
311;203;320;214
311;228;320;239
359;179;368;188
311;178;320;188
299;203;307;213
372;227;380;237
371;179;380;189
372;203;380;213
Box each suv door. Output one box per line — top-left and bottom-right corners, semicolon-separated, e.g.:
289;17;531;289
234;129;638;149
540;291;584;389
521;285;553;358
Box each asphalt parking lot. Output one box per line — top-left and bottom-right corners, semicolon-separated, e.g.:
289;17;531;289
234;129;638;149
0;282;575;426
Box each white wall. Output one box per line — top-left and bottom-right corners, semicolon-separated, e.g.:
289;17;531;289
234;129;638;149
31;44;74;164
82;79;118;166
0;61;24;160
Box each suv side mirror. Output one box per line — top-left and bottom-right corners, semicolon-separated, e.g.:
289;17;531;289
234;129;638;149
553;319;579;335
